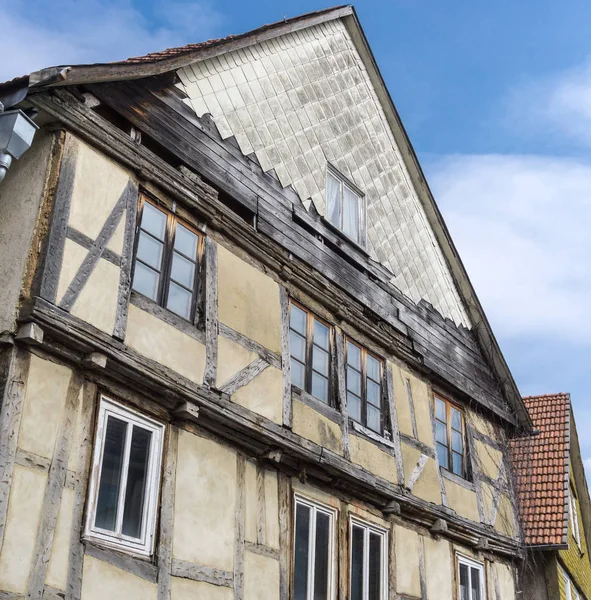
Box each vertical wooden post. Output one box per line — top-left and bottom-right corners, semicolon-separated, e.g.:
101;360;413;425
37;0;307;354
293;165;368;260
203;238;218;387
278;472;291;600
279;287;292;429
334;330;350;460
385;363;404;484
234;454;246;600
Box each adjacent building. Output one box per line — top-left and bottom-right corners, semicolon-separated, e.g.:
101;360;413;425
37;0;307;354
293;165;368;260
0;6;533;600
512;393;591;600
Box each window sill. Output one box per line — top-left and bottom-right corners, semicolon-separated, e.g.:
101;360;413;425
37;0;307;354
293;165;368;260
291;386;342;425
349;420;396;453
84;540;158;582
440;467;475;491
130;291;205;344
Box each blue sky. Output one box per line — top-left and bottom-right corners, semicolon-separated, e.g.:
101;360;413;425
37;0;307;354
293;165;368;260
2;1;590;472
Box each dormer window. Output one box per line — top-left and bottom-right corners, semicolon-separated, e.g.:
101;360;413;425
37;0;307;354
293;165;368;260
326;167;365;246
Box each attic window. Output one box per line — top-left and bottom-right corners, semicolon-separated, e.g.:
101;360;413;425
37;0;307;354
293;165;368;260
326;167;365;247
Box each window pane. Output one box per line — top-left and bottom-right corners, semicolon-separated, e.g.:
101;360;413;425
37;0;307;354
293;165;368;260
141;203;167;239
170;252;195;289
167;282;192;320
122;426;152;538
435;398;446;422
471;567;481;600
452;452;463;476
347;342;361;370
342;185;359;242
326;171;341;227
348;392;361;422
290;305;307;335
452;430;463;453
132;262;160;300
350;525;364;600
347;368;361;395
174;224;198;259
435;421;447;445
313;346;329;375
367;404;381;433
369;532;382;600
367;380;381;407
136;232;164;270
314;511;330;600
294;503;311;600
436;443;449;469
290;331;307;363
366;355;380;382
459;564;469;600
95;416;128;532
451;407;462;431
291;359;305;389
314;320;330;350
312;373;329;404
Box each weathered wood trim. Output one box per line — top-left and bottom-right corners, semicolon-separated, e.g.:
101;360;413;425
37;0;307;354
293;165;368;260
27;371;84;599
14;448;51;472
385;363;405;485
418;535;427;600
256;464;267;546
278;472;290;600
84;541;158;583
338;500;348;600
40;133;78;302
492;563;502;600
244;541;280;560
388;521;396;600
234;454;246;600
219;358;269;396
440;468;476;492
129;291;206;344
350;420;397;451
42;586;65;600
157;426;178;600
488;485;503;527
399;433;436;459
66;227;121;267
291;386;343;425
427;393;448;506
406;454;429;492
466;424;486;524
470;428;505;453
66;381;97;600
0;348;31;555
113;181;139;340
203;237;218;387
334;330;351;460
279;286;292;429
59;180;134;310
405;378;419;439
171;558;233;587
218;323;281;369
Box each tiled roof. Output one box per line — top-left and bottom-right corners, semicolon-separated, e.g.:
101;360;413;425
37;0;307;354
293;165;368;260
510;393;571;547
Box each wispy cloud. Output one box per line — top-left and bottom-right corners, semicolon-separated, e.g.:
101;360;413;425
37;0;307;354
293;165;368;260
0;0;224;82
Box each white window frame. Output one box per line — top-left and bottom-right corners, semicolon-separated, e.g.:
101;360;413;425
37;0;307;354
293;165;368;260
349;517;388;600
293;495;337;600
570;490;581;549
84;396;164;556
563;568;582;600
457;554;486;600
325;165;366;247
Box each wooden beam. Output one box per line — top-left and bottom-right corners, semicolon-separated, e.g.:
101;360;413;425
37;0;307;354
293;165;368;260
171;559;233;588
234;454;246;600
85;542;158;583
219;358;269;396
203;237;218;387
278;472;290;600
279;287;292;429
385;363;405;484
66;227;121;267
334;330;350;460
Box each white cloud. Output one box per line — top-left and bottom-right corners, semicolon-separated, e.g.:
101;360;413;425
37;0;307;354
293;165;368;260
429;153;591;344
0;0;223;82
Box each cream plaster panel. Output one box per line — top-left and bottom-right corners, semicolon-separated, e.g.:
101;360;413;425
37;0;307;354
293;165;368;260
18;354;72;459
408;375;435;445
171;576;233;600
347;504;388;530
444;478;480;523
232;365;283;424
0;466;46;593
481;481;495;526
81;555;157;600
264;469;280;549
291;478;340;512
495;494;516;538
474;439;503;482
217;244;281;353
469;411;496;438
69;139;129;241
107;215;126;256
71;256;120;335
67;390;84;473
174;430;237;570
496;562;516;600
244;551;280;600
391;363;414;437
56;238;86;308
217;335;257;388
126;304;206;384
349;434;397;484
292;399;343;455
46;487;75;589
424;537;453;600
244;459;258;544
401;443;441;505
395;525;421;597
178;21;469;326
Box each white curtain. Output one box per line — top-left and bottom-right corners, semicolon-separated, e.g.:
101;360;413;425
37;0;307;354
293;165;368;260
326;171;341;227
342;185;359;242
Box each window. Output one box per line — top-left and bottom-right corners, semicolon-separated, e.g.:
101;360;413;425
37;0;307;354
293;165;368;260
326;168;364;245
570;489;581;549
457;555;485;600
132;196;203;321
563;569;582;600
350;519;387;600
85;397;164;556
435;395;466;477
346;340;383;434
289;302;333;405
293;497;336;600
